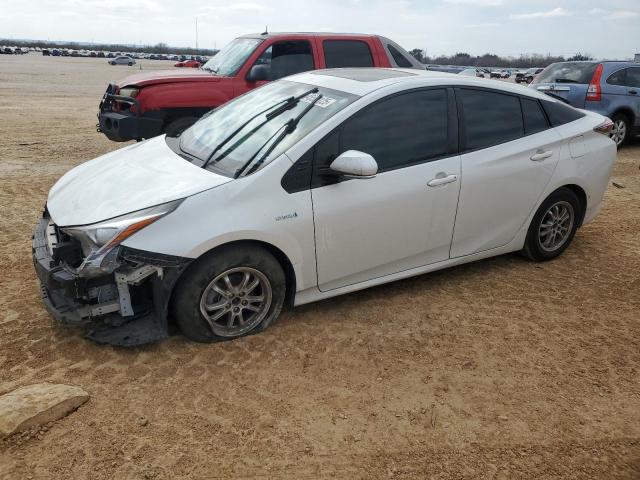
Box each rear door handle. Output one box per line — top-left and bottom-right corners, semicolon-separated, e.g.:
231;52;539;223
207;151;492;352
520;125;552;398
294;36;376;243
427;174;458;187
530;150;553;161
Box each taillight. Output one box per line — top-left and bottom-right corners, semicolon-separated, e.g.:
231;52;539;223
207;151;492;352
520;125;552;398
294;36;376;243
594;119;614;135
586;63;603;102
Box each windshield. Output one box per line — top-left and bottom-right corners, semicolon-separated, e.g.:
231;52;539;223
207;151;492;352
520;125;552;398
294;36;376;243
179;80;358;177
201;38;262;76
533;62;597;84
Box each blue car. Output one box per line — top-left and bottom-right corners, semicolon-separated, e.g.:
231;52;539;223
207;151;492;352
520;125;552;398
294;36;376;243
531;61;640;146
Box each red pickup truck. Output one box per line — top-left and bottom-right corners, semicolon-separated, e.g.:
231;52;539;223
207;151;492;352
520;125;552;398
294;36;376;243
97;32;423;142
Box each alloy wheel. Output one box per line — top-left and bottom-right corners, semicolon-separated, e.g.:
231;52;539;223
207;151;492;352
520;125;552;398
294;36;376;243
199;267;272;337
537;201;575;253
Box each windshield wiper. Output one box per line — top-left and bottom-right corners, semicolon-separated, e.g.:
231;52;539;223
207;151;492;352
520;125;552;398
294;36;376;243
235;93;323;178
200;87;318;170
554;78;579;83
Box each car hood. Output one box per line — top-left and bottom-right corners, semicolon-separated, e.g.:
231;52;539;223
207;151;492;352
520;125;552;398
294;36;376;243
47;136;232;226
117;69;223;88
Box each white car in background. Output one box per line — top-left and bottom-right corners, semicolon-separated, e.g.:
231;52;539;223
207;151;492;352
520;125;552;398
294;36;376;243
459;68;485;78
34;68;617;346
108;55;136;66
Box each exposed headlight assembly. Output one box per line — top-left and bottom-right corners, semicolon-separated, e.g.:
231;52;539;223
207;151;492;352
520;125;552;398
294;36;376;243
118;87;139;98
61;199;182;276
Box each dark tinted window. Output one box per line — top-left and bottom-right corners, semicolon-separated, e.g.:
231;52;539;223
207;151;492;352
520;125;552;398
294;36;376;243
521;98;549;135
342;89;448;172
387;44;412;68
626;67;640;87
607;68;627;86
541;100;585;126
253;41;314;80
323;40;374;68
608;67;640;87
459;89;523;150
534;62;597;84
311;130;342;188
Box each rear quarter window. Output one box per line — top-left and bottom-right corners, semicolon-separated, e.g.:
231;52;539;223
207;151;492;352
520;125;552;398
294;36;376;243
387;44;412;68
541;100;585;126
459;89;524;151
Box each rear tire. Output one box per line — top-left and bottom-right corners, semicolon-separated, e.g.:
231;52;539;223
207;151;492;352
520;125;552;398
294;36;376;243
163;117;199;137
610;113;630;147
128;62;133;66
522;188;581;262
172;245;286;343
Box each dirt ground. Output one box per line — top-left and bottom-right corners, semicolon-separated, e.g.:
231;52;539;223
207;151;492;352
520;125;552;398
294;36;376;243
0;54;639;479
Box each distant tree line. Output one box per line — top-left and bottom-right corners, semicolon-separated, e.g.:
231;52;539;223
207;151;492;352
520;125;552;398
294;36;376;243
0;39;218;56
408;49;594;68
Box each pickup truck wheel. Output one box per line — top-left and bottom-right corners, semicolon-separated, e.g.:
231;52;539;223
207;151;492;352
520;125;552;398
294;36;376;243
164;117;199;137
172;245;286;343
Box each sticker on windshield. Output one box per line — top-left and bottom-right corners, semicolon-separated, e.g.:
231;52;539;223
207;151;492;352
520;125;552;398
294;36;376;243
301;93;336;108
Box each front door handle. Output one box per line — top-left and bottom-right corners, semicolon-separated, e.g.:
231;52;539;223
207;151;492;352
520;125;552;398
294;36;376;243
629;90;638;95
530;149;553;161
427;174;458;187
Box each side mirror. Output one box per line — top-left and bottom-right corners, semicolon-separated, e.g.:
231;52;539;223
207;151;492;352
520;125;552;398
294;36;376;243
246;64;270;83
330;150;378;179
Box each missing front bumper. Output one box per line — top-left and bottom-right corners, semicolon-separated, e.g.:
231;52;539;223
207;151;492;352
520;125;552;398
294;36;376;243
32;214;192;346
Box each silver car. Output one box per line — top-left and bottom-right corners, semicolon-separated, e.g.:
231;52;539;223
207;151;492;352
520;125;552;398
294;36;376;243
109;56;136;66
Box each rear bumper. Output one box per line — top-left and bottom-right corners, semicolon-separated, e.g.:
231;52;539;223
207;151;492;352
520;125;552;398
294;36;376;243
32;213;192;345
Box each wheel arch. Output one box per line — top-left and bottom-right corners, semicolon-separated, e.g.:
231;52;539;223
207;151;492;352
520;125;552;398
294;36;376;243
611;107;635;126
170;239;297;314
562;184;587;227
160;107;215;131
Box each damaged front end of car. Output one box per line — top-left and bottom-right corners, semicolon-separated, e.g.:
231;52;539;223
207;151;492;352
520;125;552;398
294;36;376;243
32;200;192;346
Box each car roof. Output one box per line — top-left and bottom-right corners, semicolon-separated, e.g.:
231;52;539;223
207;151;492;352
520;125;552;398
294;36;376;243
288;68;555;101
240;32;379;40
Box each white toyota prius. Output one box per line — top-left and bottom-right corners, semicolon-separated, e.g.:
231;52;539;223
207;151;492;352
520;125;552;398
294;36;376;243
33;68;617;345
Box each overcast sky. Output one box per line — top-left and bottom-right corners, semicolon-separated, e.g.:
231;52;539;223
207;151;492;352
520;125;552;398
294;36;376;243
2;0;639;58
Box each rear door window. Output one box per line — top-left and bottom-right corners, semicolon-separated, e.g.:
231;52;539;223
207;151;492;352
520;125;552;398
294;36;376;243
625;67;640;87
521;98;549;135
458;89;524;151
323;40;374;68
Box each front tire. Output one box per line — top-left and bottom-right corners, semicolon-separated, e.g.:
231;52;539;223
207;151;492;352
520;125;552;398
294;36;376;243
163;117;199;137
610;113;630;147
522;188;581;262
172;245;286;343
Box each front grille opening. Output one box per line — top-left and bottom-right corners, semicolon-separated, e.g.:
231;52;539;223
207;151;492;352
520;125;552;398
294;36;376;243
51;227;84;268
